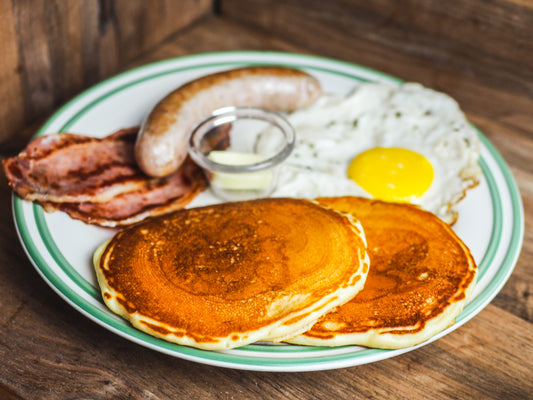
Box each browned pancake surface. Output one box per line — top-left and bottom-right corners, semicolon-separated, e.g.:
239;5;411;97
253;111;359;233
96;197;369;349
292;196;477;348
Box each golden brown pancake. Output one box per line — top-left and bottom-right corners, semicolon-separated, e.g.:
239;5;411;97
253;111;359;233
289;196;477;349
94;197;370;350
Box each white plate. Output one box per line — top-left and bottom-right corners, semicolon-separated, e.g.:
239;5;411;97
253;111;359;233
13;51;524;371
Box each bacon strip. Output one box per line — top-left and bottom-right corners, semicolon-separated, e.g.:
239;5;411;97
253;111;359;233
4;128;145;203
3;128;215;227
39;158;207;227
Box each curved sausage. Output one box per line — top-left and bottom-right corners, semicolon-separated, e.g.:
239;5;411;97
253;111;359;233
135;66;322;177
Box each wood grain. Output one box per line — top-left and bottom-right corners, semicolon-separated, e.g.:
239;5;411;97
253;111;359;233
220;0;533;106
0;0;212;145
0;0;24;145
1;8;532;400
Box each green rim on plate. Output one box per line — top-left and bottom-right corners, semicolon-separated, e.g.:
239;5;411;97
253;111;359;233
12;51;524;371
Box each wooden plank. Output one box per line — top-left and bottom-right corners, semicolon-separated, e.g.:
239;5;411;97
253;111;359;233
11;1;55;121
113;0;213;61
126;15;311;64
219;0;533;100
0;0;25;143
0;0;213;145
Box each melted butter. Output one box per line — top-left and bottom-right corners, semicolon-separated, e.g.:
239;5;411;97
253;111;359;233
207;150;273;190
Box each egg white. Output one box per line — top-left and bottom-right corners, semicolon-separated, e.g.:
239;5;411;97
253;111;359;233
256;82;482;224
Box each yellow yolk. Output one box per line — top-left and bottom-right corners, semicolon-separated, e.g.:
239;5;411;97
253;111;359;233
347;147;433;202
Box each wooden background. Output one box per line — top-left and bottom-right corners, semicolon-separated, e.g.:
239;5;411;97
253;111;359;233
0;0;532;399
0;0;212;147
222;0;533;121
1;0;532;149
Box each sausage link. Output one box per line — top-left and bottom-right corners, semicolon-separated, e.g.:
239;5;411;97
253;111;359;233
135;66;322;177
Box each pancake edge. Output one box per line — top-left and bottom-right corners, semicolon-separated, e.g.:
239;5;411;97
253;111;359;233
287;271;476;349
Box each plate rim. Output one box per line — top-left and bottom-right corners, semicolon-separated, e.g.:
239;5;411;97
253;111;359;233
11;50;525;371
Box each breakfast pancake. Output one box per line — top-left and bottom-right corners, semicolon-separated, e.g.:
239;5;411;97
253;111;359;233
289;196;477;349
94;197;370;350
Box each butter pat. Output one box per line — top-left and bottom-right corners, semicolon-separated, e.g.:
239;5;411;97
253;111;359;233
207;151;273;190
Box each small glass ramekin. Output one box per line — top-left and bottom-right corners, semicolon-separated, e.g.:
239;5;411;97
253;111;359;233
188;106;295;201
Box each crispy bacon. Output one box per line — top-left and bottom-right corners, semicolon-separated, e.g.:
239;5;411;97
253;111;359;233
2;127;218;227
4;128;144;204
39;158;207;227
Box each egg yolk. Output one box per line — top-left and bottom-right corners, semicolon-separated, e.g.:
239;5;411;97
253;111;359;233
347;147;433;202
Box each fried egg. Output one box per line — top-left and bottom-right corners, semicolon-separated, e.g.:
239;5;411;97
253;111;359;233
256;82;482;224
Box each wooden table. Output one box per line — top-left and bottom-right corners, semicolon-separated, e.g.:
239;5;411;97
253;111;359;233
1;14;532;400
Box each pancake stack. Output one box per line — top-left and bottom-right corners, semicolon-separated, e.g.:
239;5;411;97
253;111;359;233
94;196;477;351
94;198;370;350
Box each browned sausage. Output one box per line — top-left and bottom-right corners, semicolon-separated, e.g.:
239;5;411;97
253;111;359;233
135;66;322;177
